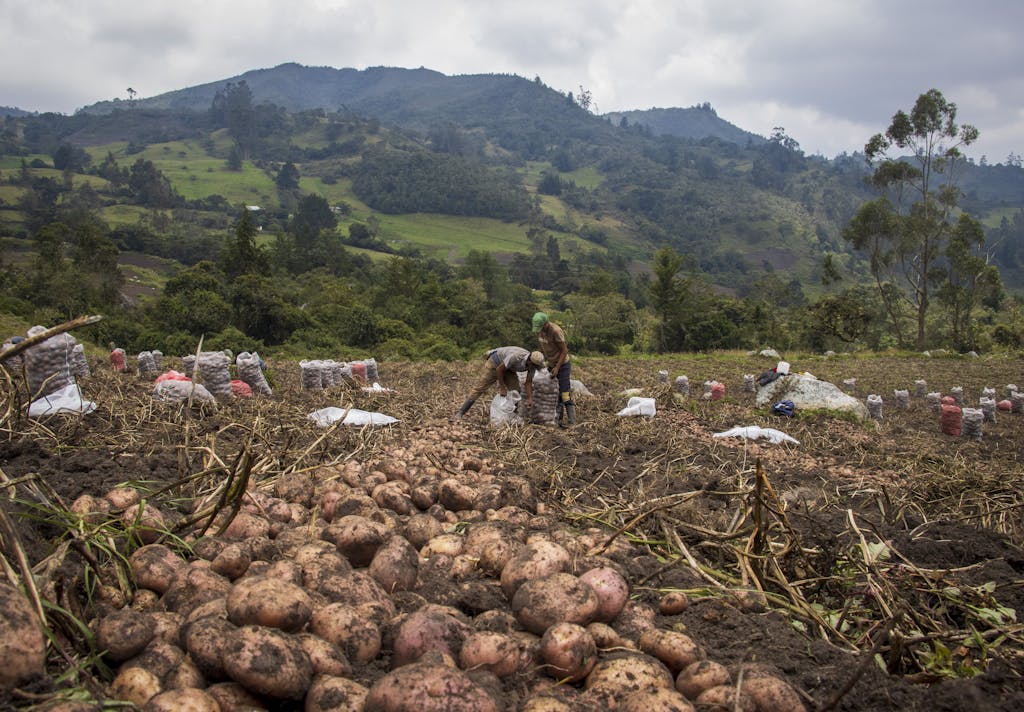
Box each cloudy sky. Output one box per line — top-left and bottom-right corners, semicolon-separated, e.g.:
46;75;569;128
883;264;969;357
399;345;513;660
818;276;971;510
3;0;1021;163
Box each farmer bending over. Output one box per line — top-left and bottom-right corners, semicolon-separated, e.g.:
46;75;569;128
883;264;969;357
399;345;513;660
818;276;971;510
454;346;544;421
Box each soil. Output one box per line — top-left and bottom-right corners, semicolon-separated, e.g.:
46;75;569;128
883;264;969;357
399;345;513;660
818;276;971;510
1;351;1023;710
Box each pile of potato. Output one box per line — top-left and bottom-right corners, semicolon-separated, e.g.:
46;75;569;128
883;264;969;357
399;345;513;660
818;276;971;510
59;424;807;711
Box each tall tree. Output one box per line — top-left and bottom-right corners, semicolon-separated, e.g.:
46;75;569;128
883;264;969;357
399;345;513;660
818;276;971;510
937;213;1002;351
220;207;269;280
845;89;979;349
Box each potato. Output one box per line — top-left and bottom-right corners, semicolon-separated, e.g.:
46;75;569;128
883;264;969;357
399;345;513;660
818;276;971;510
404;513;445;548
459;631;521;677
205;681;268;711
274;471;316;508
226;576;312;633
122;502;169;544
392;608;472;668
364;662;500;712
309;602;382;664
463;521;524;576
162;655;205;690
95;608;156;662
586;622;629;650
511;573;600;635
150;611;186;646
296;632;352;677
211;542;252;580
162;562;232;617
184;615;237;680
638;629;703;674
222;625;313;700
316;571;396;618
658;591;690;616
373;481;414;514
421;533;464;559
305;674;369;712
612;600;657;642
499;540;571;599
369;534;419;593
741;676;807;712
583;652;675;696
520;696;575;711
105;486;142;510
473;610;518;634
109;666;162;707
578;567;629;622
69;493;112;524
322;515;388;566
539;623;597;682
618;686;696;711
218;511;271;540
120;639;185;682
695;684;756;712
142;687;220;711
0;582;47;689
438;478;478;512
676;660;731;699
130;544;187;595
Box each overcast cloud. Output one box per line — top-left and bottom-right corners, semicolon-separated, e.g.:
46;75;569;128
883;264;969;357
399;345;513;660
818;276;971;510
2;0;1021;162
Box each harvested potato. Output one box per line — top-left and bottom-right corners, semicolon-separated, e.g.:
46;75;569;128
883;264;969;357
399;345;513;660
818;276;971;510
638;628;703;673
120;639;185;682
511;573;600;635
129;544;187;595
218;511;271;540
0;582;47;689
105;486;142;510
184;615;237;680
392;608;472;668
274;471;316;508
618;686;696;711
611;600;657;642
695;684;756;712
309;602;382;664
741;675;807;712
226;576;312;633
463;521;524;576
296;632;352;676
421;533;465;559
321;515;388;566
676;660;731;699
583;652;675;696
305;674;369;712
658;591;690;616
585;622;629;650
438;478;477;512
499;540;571;599
459;631;521;677
69;494;112;524
364;661;500;712
162;654;205;690
210;542;251;580
404;513;445;549
143;687;221;711
95;607;156;662
222;625;313;700
161;561;232;617
122;502;169;544
539;622;597;682
520;696;575;711
108;666;161;708
205;681;268;711
369;534;419;593
578;567;629;622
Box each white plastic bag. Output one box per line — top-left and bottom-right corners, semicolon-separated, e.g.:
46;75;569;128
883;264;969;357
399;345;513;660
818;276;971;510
308;407;398;427
617;396;656;417
489;391;522;426
28;384;96;418
712;426;799;445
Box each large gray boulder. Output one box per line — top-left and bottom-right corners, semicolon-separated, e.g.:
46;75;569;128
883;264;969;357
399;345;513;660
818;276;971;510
756;374;869;419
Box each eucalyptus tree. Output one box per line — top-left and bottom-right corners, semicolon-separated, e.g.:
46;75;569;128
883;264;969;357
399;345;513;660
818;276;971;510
843;89;979;350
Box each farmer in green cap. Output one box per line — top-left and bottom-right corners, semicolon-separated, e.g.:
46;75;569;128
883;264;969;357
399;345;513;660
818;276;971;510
532;312;575;426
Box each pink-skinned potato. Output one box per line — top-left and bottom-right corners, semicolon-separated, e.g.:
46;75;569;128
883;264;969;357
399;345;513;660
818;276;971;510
499;540;571;599
369;534;419;593
309;602;382;664
204;681;267;711
142;687;221;712
676;660;731;700
95;607;156;662
459;631;521;677
364;662;500;712
321;515;388;566
578;566;629;622
0;583;47;689
226;576;312;632
618;686;696;711
511;573;599;635
129;544;187;595
741;675;807;712
695;685;757;712
391;608;472;668
222;625;313;700
638;628;703;673
296;632;352;677
538;623;597;682
583;652;675;696
305;674;369;712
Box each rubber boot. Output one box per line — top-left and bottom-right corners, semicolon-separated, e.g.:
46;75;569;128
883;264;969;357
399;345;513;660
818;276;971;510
454;398;475;421
555;401;564;427
564;401;577;426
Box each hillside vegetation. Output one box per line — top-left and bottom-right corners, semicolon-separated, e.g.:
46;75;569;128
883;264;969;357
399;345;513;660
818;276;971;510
1;64;1023;359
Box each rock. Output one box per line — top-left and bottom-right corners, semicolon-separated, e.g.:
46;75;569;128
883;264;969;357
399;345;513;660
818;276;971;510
758;349;780;359
756;374;869;420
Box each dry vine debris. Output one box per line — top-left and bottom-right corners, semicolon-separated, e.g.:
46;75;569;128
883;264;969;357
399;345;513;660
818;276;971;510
0;348;1022;710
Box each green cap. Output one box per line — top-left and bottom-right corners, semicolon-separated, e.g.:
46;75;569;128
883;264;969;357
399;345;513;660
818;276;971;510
531;312;549;333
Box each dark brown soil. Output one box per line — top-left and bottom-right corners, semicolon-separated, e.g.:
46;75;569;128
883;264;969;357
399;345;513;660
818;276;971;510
1;351;1022;710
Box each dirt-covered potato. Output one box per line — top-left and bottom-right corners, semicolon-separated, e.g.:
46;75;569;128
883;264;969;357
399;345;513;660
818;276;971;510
309;602;382;664
121;502;168;544
95;607;156;662
459;631;521;677
184;615;237;680
161;561;232;617
618;686;696;711
392;608;472;668
143;687;221;711
578;566;629;622
69;493;112;524
463;521;524;576
404;513;445;548
421;533;465;559
611;600;657;642
305;674;369;712
539;622;597;682
638;628;703;673
369;534;419;593
218;511;271;540
210;542;251;580
225;576;312;632
0;583;47;689
741;675;807;712
296;633;352;677
321;514;388;566
364;661;500;711
108;666;162;708
658;591;690;616
204;681;267;711
129;544;187;595
499;540;571;599
162;654;205;690
222;625;313;700
511;572;600;635
695;685;756;712
438;478;478;512
584;652;675;697
676;660;731;699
